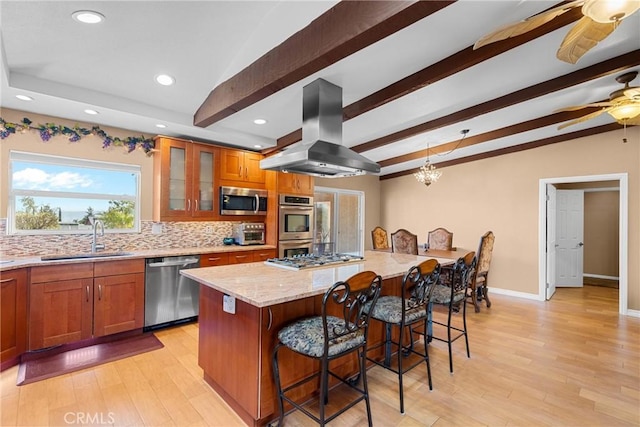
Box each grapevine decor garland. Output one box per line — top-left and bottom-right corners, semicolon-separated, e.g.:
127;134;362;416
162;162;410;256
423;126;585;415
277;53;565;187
0;117;155;154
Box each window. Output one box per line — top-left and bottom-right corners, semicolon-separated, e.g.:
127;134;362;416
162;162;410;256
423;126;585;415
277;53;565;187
8;151;141;234
314;187;364;256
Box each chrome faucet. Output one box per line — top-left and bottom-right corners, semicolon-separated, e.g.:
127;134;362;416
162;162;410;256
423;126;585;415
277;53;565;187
92;219;105;253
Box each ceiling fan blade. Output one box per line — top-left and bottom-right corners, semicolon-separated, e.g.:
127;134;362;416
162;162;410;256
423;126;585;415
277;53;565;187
474;0;584;49
557;107;610;130
556;16;616;64
555;102;613;112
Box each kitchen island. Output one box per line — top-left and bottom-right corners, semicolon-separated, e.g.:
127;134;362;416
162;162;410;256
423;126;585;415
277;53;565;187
182;250;454;426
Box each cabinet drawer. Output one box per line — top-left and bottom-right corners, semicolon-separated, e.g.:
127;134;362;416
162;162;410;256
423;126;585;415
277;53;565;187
31;263;93;283
227;252;253;264
200;253;230;267
252;250;276;262
94;258;145;277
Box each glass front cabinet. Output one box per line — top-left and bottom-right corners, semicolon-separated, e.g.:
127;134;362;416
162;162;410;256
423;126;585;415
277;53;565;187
153;136;217;221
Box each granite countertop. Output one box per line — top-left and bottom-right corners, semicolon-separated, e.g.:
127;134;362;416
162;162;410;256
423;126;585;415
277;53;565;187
181;250;455;308
0;244;277;271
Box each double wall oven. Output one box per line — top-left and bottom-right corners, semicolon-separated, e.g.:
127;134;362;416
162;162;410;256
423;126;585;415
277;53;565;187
278;194;314;257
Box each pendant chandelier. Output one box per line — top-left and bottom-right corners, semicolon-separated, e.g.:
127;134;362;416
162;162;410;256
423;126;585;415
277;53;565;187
413;144;441;186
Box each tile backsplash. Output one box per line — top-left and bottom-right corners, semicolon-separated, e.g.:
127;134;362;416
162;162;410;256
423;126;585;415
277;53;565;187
0;219;240;257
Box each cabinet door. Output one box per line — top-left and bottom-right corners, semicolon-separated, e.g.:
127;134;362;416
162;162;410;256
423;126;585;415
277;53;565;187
1;268;27;364
192;144;217;218
29;278;93;350
94;272;144;337
200;252;229;267
252;249;276;262
243;152;265;184
219;149;245;181
278;172;314;195
155;138;193;220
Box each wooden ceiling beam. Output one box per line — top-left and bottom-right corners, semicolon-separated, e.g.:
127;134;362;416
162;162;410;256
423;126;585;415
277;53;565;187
380;123;623;180
194;1;454;128
354;50;640;153
379;106;604;167
269;3;585;153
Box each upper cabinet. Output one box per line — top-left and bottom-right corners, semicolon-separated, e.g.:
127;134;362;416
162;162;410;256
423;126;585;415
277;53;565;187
219;149;265;184
153;137;218;221
277;172;314;196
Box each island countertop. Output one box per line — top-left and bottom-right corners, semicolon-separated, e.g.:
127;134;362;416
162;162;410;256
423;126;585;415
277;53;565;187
181;250;455;307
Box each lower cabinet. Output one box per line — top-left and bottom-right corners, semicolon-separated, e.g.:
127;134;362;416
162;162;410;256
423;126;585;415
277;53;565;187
29;259;145;351
1;268;28;367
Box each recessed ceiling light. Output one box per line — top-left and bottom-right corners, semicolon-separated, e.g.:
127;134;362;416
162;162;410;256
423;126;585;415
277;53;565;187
84;109;99;115
254;144;262;148
155;74;175;86
155;124;167;128
16;95;33;101
72;10;105;24
253;118;267;125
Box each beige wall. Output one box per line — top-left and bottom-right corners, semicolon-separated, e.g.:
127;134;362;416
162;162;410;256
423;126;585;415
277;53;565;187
0;108;155;220
584;191;619;277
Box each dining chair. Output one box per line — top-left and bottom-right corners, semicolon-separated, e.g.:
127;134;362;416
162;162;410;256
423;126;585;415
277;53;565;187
469;231;495;312
428;251;476;374
371;226;390;250
272;271;382;427
391;229;418;255
365;259;440;414
427;227;454;251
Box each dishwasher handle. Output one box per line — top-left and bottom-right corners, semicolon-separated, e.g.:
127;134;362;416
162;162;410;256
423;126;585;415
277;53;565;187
147;258;200;268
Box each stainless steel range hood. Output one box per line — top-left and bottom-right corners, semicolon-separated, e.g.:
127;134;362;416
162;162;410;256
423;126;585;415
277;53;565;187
260;79;380;177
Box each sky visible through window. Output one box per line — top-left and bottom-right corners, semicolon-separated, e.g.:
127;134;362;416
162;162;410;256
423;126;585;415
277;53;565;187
12;161;137;224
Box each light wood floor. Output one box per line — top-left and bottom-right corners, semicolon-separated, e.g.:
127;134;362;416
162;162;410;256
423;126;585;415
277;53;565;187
2;286;639;426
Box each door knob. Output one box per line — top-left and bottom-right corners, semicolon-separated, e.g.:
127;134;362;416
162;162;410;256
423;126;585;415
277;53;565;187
577;242;584;247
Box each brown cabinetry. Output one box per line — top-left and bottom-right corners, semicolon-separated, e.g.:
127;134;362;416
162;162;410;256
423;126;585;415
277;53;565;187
277;172;314;196
29;259;145;351
200;249;276;267
219;149;265;184
153;136;218;221
1;268;28;367
93;259;145;337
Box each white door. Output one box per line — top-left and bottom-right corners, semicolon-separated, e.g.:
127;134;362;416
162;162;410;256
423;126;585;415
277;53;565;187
555;190;584;287
546;184;557;299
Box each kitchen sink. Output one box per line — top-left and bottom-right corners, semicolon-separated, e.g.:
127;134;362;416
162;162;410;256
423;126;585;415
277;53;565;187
40;251;133;261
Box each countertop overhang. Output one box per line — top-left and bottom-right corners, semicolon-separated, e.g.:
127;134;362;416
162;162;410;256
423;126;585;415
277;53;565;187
182;250;454;307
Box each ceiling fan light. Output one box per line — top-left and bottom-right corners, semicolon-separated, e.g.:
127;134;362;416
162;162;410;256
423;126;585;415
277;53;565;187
582;0;640;23
624;87;640;100
608;103;640;121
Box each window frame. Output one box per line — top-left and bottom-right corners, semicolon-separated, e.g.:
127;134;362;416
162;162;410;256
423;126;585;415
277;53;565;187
7;150;141;235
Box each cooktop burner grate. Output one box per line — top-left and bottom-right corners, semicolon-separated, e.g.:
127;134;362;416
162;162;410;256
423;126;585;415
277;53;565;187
264;253;364;270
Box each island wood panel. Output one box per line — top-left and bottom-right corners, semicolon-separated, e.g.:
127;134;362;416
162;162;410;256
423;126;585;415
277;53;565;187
0;268;28;369
199;284;261;423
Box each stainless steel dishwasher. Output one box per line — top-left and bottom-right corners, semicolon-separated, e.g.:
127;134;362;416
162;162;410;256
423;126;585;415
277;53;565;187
144;256;200;330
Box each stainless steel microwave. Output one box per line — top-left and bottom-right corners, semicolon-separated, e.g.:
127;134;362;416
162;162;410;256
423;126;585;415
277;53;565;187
220;186;268;216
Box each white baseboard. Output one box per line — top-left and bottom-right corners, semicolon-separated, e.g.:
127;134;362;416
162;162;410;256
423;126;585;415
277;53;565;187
626;309;640;318
489;287;541;301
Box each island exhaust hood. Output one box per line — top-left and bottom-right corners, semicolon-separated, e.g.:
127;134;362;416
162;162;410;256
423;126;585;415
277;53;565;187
260;79;380;177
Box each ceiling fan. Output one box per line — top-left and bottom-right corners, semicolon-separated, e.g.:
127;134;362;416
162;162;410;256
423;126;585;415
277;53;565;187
556;71;640;129
474;0;640;64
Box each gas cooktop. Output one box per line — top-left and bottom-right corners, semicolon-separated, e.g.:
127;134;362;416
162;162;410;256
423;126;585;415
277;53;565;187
264;253;365;270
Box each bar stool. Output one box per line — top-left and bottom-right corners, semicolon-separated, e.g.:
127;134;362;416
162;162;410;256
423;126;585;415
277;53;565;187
428;252;476;374
365;259;441;414
272;271;382;426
